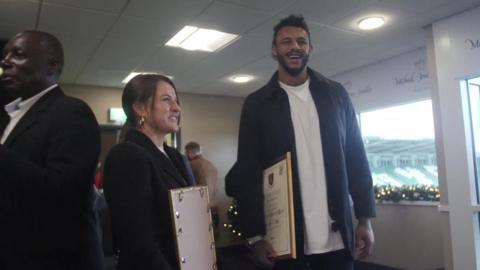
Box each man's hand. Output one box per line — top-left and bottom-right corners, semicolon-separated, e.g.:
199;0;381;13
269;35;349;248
355;218;374;259
248;239;277;269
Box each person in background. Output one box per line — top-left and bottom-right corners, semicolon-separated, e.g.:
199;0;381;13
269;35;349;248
185;141;218;206
182;153;196;186
185;141;219;231
225;15;376;270
103;74;194;270
0;30;102;270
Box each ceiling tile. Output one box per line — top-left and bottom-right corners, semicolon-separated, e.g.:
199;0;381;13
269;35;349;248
191;1;271;34
76;69;127;88
44;0;128;13
219;0;295;12
107;16;175;44
332;1;417;34
243;14;289;39
195;78;262;96
0;0;38;38
221;57;276;96
139;46;209;76
310;28;425;77
39;3;117;38
229;56;276;81
39;3;118;82
179;35;270;88
188;67;268;96
244;14;325;40
378;0;452;15
0;23;30;41
77;15;179;85
284;0;376;25
417;0;480;21
75;33;159;85
124;0;211;22
310;26;363;52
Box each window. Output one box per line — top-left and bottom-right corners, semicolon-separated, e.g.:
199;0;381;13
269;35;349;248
415;156;429;165
465;76;480;203
359;100;438;189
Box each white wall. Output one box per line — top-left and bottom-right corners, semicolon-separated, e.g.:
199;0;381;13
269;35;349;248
332;48;444;269
369;203;443;270
176;93;244;246
428;6;480;270
63;84;123;124
332;47;431;112
62;84;244;246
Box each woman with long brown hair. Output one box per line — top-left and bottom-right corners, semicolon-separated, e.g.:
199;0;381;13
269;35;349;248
103;74;194;270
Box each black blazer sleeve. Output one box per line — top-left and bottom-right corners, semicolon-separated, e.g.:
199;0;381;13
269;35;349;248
0;97;100;201
225;96;266;237
104;143;174;270
339;85;376;218
0;94;102;269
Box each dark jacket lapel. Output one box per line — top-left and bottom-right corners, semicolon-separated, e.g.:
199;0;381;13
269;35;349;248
125;130;188;187
262;73;297;157
4;87;63;147
0;108;9;136
164;145;194;186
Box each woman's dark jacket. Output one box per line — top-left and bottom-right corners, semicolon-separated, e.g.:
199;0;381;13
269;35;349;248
104;129;193;270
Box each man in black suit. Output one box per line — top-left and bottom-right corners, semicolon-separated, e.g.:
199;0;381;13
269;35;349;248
0;30;102;269
225;15;376;270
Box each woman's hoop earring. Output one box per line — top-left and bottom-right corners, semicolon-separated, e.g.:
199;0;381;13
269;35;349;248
139;116;146;127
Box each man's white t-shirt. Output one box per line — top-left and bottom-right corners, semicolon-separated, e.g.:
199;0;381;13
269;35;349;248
280;79;344;254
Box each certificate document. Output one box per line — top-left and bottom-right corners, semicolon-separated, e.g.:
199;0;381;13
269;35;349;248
169;186;217;270
263;152;296;259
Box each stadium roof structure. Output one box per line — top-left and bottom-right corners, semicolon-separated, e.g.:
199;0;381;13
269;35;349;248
364;138;435;155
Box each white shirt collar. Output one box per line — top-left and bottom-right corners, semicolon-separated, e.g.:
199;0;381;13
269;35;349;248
4;84;58;116
1;84;58;144
4;97;22;114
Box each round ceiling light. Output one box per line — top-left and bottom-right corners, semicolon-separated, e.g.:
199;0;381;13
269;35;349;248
230;74;253;83
357;17;385;30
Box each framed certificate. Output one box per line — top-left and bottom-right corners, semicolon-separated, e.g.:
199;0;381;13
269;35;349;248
169;186;217;270
263;152;296;259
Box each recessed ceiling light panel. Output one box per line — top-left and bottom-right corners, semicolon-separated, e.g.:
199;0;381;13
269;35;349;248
166;26;239;52
357;17;385;30
122;72;173;84
230;74;253;84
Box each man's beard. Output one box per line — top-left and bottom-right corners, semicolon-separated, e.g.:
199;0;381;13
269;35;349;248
277;52;309;77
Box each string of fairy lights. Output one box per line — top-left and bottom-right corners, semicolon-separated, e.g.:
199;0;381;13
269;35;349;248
223;201;243;238
374;184;440;202
223;184;440;238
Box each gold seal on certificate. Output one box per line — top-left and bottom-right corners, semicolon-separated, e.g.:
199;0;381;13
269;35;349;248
263;152;296;259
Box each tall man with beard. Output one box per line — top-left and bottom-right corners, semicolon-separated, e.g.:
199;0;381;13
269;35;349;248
225;15;376;270
0;30;102;270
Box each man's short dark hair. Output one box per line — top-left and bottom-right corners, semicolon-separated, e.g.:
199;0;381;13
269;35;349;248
185;142;200;152
23;30;65;75
272;14;311;45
